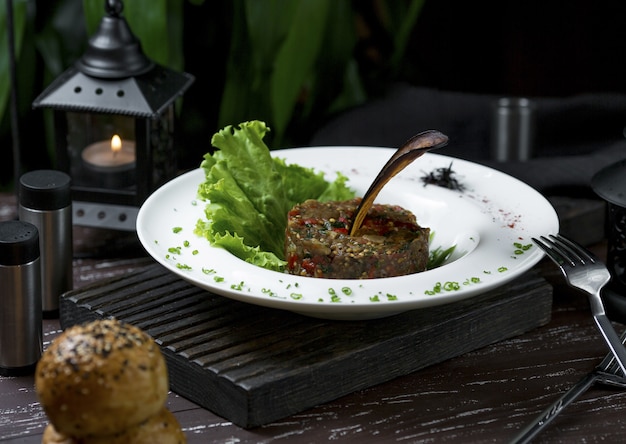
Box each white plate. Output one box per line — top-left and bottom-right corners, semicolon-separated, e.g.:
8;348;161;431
136;147;558;320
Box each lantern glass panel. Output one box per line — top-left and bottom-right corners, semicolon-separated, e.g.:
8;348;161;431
66;112;137;190
149;105;177;190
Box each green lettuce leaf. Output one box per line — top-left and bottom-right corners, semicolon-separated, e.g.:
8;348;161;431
195;121;355;271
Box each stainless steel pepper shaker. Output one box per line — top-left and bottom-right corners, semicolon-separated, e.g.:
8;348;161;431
0;220;42;376
19;170;73;318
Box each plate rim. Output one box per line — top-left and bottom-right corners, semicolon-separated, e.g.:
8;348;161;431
136;146;559;320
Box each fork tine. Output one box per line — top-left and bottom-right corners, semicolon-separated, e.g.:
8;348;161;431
547;234;585;264
599;330;626;377
605;358;624;378
551;234;599;265
532;236;573;267
601;351;622;375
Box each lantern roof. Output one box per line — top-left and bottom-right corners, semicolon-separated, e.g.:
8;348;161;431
32;0;194;118
33;65;194;118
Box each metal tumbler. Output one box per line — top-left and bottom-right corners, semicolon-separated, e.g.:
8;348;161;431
19;170;73;318
0;220;42;376
491;97;535;162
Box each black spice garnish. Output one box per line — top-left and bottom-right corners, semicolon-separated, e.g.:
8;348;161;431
420;162;465;191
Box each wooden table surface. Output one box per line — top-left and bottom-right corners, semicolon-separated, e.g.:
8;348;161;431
1;191;626;443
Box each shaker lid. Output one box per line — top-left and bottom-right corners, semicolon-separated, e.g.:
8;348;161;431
591;159;626;207
19;170;71;210
0;221;40;265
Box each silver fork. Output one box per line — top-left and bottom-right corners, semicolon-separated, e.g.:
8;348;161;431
511;331;626;443
532;234;626;375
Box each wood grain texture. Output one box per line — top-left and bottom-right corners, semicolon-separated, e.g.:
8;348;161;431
1;257;625;443
58;263;552;428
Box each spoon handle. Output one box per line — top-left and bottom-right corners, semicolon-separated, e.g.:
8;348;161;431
350;130;448;236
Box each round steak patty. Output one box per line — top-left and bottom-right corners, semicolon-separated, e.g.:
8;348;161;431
285;198;429;279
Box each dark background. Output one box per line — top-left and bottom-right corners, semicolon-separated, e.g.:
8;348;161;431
157;0;626;166
309;0;626;174
403;1;626;97
3;0;626;186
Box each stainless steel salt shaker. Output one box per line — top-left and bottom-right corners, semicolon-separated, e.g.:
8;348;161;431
19;170;73;318
0;220;42;376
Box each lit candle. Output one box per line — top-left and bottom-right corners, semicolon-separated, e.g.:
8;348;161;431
81;135;136;188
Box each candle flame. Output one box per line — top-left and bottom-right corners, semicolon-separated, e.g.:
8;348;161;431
111;135;122;154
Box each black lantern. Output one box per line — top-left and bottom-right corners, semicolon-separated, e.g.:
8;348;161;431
32;0;194;231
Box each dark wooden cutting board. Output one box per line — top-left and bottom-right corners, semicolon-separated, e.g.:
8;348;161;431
59;262;552;428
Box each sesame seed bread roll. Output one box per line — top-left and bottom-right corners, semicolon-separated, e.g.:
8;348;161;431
42;407;186;444
36;319;169;438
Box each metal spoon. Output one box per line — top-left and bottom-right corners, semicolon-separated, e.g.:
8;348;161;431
349;130;449;236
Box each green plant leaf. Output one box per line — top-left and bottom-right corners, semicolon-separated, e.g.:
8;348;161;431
124;0;170;68
218;1;423;147
34;26;65;78
244;0;296;90
217;1;259;130
389;0;426;71
82;0;102;33
0;0;27;124
303;0;363;120
269;0;331;144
